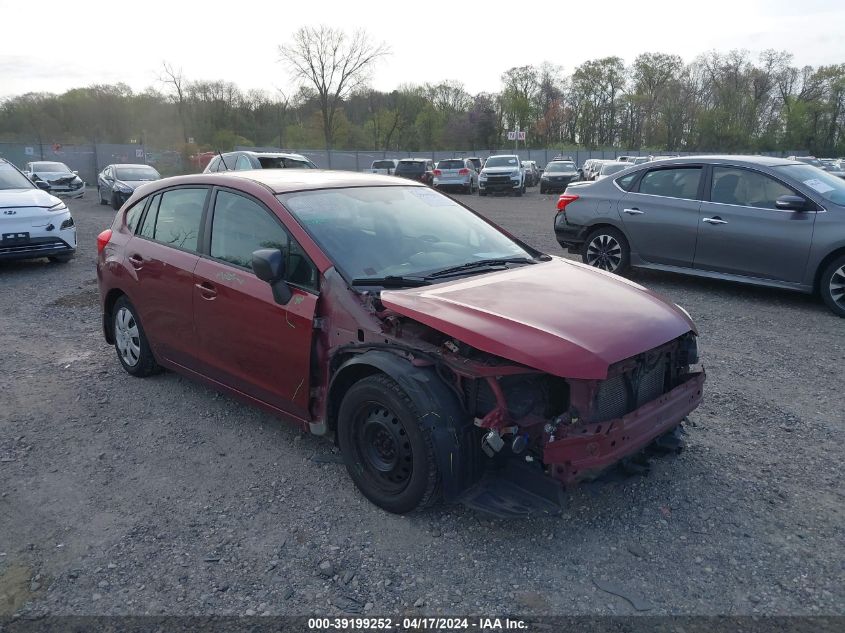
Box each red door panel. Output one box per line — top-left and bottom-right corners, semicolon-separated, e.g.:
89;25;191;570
124;236;199;367
192;257;317;419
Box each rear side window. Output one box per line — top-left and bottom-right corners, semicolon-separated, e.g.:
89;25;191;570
147;188;207;252
638;167;701;200
235;155;252;170
210;190;317;290
125;202;144;233
711;167;795;209
615;172;639;191
138;194;160;239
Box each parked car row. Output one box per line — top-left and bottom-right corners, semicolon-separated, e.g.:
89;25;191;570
554;155;845;317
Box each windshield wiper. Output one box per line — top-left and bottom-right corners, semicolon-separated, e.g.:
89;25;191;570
351;275;430;288
424;257;537;280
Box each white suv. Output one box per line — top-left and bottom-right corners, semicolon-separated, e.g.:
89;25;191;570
478;155;526;197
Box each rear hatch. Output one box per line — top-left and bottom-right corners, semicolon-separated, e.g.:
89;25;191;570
435;159;468;181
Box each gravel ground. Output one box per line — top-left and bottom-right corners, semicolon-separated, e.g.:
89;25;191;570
1;185;843;618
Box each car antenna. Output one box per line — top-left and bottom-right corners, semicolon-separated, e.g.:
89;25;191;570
216;149;230;170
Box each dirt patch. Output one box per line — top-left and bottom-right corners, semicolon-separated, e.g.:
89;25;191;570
50;287;99;308
0;564;36;616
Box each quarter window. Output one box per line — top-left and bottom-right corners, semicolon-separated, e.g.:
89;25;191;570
151;188;206;252
125;202;144;233
638;167;702;200
711;167;796;209
210;190;317;289
138;194;160;239
235;155;252;170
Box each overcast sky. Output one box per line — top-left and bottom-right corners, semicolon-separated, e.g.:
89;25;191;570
1;0;844;99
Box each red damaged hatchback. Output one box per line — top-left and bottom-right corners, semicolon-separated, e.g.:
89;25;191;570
96;170;705;516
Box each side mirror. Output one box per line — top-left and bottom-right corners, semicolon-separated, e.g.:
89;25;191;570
35;181;50;190
252;248;292;305
72;170;78;175
775;194;807;211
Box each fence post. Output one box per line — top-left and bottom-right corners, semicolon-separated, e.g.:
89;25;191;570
355;150;359;171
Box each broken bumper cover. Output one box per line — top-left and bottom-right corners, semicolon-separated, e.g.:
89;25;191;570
544;370;705;484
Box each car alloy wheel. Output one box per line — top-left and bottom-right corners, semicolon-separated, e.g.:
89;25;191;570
820;255;845;317
583;227;631;275
829;264;845;310
114;306;141;367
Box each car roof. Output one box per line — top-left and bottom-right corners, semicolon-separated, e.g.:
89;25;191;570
110;163;157;168
645;154;797;167
398;158;429;162
237;151;310;159
148;169;425;195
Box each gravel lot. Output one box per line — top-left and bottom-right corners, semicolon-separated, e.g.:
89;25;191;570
1;184;843;618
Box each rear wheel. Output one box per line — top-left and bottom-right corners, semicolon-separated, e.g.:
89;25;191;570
820;254;845;317
583;226;630;274
337;374;439;514
112;296;160;377
540;184;546;194
98;187;108;205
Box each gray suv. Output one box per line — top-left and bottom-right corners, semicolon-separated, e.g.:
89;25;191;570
554;155;845;317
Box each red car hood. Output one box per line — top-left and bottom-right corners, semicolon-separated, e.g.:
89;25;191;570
380;258;695;380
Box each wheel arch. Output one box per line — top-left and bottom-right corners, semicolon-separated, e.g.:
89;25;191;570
328;349;481;502
102;288;127;344
813;246;845;294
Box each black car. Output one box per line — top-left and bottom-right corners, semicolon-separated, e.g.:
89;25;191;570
394;158;435;184
97;164;162;209
540;160;580;194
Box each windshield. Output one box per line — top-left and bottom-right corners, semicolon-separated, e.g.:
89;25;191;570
545;162;576;173
775;164;845;205
0;163;36;190
257;156;315;169
601;163;629;176
116;166;160;181
280;186;534;282
32;162;70;173
485;156;519;168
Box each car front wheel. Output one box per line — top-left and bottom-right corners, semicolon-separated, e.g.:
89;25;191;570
583;226;631;274
337;374;439;514
112;296;160;377
820;254;845;317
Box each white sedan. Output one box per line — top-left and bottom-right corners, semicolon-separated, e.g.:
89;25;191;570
0;159;77;263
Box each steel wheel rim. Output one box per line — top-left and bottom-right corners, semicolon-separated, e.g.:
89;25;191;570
830;264;845;310
114;307;141;367
586;234;623;272
352;403;413;494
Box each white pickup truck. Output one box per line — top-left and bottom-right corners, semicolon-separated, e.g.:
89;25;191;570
363;159;399;175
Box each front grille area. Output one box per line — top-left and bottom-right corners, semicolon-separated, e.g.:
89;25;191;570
0;237;71;255
591;355;669;423
486;175;513;185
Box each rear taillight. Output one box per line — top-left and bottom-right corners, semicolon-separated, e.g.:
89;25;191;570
433;169;442;176
556;194;579;213
97;229;112;254
458;168;469;175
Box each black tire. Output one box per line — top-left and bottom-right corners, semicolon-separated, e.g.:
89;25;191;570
111;192;121;210
337;374;439;514
48;255;72;263
112;296;160;377
479;190;487;197
582;226;631;275
98;187;108;205
819;253;845;317
540;185;546;194
514;187;522;198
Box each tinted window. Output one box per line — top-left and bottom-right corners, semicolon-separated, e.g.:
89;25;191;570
615;172;639;191
256;156;315;169
139;194;160;239
638;167;701;200
151;188;206;251
711;167;795;209
126;202;144;233
396;161;424;172
210;190;317;289
438;160;465;169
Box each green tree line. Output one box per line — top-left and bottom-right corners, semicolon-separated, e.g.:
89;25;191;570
1;49;843;155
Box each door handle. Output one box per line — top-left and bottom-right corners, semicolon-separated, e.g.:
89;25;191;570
702;217;728;225
195;281;218;299
623;208;644;215
127;254;144;268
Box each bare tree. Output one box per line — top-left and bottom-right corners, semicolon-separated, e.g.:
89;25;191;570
279;26;389;155
159;62;189;143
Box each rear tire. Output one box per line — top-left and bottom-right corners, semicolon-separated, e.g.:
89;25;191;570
99;187;108;205
112;296;160;377
111;193;121;210
337;374;440;514
540;185;546;194
582;226;631;275
819;254;845;318
479;190;487;197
